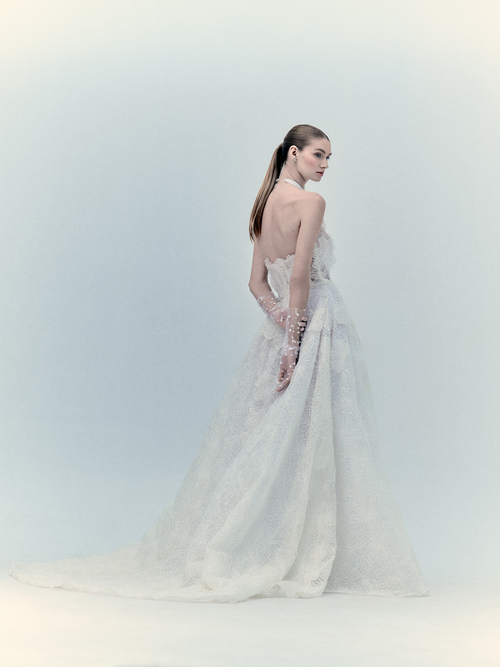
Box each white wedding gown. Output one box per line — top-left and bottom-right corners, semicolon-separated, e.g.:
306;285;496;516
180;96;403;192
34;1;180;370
10;218;428;602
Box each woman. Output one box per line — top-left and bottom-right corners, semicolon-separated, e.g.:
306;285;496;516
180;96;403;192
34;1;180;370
11;124;427;602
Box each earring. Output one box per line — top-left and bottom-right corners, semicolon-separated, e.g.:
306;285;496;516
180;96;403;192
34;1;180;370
293;158;297;162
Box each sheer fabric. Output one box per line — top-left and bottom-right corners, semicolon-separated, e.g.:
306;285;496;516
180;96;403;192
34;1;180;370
10;223;428;602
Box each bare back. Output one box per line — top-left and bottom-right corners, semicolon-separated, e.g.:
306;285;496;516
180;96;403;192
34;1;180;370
258;181;307;263
249;181;325;297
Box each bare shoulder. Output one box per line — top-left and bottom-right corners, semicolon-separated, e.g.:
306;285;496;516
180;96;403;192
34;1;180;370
305;191;325;207
296;191;326;225
293;190;325;209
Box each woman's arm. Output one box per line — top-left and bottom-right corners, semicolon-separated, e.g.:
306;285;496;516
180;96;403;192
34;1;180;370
248;243;288;328
277;193;325;391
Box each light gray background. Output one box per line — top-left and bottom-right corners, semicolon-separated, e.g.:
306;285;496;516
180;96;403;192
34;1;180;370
1;0;498;584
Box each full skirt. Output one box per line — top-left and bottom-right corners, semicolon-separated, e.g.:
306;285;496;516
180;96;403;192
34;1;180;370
11;282;428;602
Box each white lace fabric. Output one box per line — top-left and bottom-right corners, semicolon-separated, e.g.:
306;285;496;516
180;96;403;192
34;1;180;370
10;222;428;602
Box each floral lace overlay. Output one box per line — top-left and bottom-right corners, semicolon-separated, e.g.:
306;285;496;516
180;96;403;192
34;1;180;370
10;221;428;602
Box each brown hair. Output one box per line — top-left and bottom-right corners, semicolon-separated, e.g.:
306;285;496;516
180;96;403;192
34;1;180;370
249;124;329;241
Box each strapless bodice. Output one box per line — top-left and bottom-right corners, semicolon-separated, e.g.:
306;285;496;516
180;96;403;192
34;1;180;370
264;222;336;301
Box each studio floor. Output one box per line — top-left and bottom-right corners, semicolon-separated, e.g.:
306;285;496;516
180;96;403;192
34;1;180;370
1;567;498;667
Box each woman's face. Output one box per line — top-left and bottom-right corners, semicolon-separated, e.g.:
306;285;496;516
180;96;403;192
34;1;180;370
294;138;331;182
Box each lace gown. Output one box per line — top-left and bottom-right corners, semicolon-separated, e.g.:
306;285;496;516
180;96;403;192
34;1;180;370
10;222;428;602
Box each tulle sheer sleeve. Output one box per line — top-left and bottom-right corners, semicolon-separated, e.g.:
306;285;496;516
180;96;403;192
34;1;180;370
255;289;288;329
276;306;307;391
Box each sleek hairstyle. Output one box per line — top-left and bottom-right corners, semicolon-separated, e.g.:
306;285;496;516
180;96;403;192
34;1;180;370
249;124;329;241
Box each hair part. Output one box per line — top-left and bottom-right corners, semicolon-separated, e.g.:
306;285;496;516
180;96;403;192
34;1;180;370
249;124;329;241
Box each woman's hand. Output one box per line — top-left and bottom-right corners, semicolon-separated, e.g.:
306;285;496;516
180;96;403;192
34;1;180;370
277;349;297;392
276;316;307;391
298;315;307;336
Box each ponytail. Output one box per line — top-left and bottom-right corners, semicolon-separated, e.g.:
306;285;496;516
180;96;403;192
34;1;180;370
249;124;329;242
249;143;284;241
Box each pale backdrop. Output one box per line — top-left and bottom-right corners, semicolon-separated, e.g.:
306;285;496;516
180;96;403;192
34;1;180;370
1;0;499;583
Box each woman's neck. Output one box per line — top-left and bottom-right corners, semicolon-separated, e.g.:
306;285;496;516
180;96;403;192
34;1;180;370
283;178;304;190
278;167;306;189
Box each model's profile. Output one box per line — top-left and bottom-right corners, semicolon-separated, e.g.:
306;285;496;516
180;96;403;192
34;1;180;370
11;124;427;602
